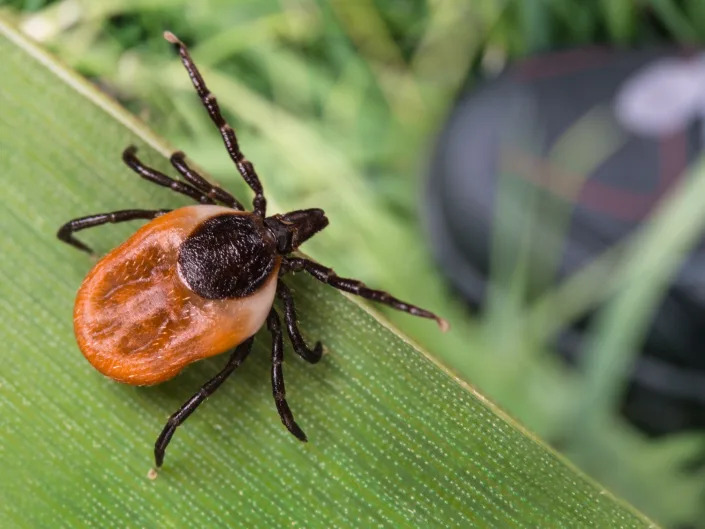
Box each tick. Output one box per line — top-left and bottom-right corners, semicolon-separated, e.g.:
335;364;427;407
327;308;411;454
58;31;448;469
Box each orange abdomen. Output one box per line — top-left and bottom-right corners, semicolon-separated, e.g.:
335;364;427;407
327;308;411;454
74;205;279;385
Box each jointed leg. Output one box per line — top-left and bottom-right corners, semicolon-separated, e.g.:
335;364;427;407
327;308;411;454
277;282;322;364
123;146;216;205
164;31;266;216
154;337;254;468
267;309;307;441
283;258;449;331
57;209;171;254
170;151;244;210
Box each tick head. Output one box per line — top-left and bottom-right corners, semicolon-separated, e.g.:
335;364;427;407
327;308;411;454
265;208;329;254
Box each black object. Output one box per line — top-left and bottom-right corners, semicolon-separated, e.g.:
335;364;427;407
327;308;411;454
427;47;705;435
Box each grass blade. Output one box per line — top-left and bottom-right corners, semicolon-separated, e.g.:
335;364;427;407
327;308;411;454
0;17;658;528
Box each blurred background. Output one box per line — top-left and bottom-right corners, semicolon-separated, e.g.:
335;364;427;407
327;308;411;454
2;0;705;526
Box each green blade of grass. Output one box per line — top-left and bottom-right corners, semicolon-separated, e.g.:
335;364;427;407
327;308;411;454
0;18;657;528
572;156;705;431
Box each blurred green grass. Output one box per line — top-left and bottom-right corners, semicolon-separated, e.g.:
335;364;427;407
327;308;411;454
2;0;705;527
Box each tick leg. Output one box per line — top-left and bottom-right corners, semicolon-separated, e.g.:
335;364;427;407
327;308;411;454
267;309;307;441
170;151;244;210
283;257;449;331
57;209;171;254
154;337;254;468
277;282;322;364
123;146;216;205
164;31;266;217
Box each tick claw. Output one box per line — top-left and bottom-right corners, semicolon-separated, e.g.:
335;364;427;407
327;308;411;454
437;317;450;333
163;31;180;45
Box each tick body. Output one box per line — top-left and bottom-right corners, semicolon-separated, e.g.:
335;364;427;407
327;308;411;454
74;206;279;385
59;31;448;469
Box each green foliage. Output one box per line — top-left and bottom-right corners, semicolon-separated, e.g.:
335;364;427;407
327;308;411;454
3;0;705;526
0;18;661;528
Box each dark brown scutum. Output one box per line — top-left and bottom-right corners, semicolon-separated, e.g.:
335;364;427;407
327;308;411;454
178;213;277;299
